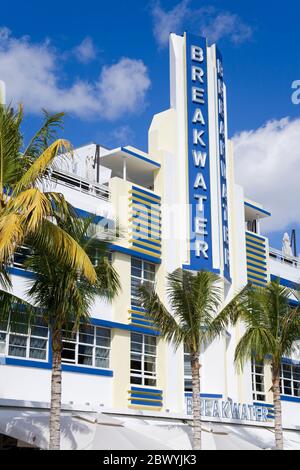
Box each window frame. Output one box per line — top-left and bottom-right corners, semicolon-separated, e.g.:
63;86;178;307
130;332;157;387
61;324;111;370
251;359;266;402
131;257;155;308
0;314;49;363
280;362;300;398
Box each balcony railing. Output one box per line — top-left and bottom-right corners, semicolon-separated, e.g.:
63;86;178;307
269;247;300;270
49;170;110;201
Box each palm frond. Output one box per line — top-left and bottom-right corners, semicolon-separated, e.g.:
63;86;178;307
32;218;97;283
0;212;24;264
23;111;65;160
7;188;52;232
13;139;72;193
234;327;276;372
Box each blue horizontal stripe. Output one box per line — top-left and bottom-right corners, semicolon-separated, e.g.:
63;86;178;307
246;232;266;242
8;267;36;279
74;208;104;224
244;202;271;217
247;268;268;279
132;242;161;255
130;400;162;407
270;275;299;289
131;386;162;394
185;393;223;399
246;246;266;258
132;186;161;201
110;244;161;265
130;392;162;400
132;215;161;228
131;200;161;213
130;306;146;313
246;243;266;254
246;253;267;265
132;207;161;221
130;318;155;327
132;229;160;241
132;235;161;247
132;220;161;234
62;364;113;377
247;261;267;270
131;192;161;206
280;395;300;403
122;148;161;168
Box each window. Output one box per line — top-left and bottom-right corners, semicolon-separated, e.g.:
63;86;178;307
130;333;157;386
184;346;192;392
131;258;155;308
0;314;48;361
62;324;111;369
280;363;300;397
251;360;266;402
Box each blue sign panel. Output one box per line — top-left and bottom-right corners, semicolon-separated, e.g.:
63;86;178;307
216;48;231;282
184;33;213;272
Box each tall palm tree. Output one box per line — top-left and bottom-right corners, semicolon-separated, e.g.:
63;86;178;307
24;216;120;450
0;104;96;285
139;268;229;450
219;280;300;450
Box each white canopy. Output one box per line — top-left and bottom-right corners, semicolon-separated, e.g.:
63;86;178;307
0;408;300;450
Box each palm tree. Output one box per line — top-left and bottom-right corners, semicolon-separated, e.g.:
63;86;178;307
25;216;120;450
219;280;300;450
0;104;96;285
139;268;228;450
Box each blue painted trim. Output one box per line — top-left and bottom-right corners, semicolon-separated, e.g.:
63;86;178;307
8;267;36;279
5;357;52;370
121;148;161;168
130;392;161;400
91;317;160;336
184;392;223;399
130;400;162;407
130;192;161;206
74;208;104;224
246;253;267;264
247;268;268;279
110;244;161;265
131;199;161;213
132;215;161;229
244;202;271;217
62;364;113;377
132;186;161;201
131;207;161;221
281;395;300;404
132;228;160;241
270;275;299;289
132;220;161;235
246;247;266;258
132;235;161;246
282;357;300;366
131;386;162;394
247;261;267;270
246;232;266;242
246;244;266;254
130;306;146;313
132;242;161;255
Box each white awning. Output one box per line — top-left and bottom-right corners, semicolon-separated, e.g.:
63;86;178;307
0;408;300;450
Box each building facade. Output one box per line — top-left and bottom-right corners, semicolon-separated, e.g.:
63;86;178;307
0;32;300;447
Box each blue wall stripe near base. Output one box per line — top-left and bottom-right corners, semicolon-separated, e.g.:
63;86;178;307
130;400;162;407
110;244;161;264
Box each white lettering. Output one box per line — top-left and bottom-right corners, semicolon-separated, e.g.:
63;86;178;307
195;240;209;259
195;217;208;235
194;195;207;212
193;129;206;147
192;108;205;125
194;173;207;190
191;45;204;62
192;150;207;167
192;87;205;104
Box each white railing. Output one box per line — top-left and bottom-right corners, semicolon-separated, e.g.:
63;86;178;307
269;247;300;269
49;170;110;201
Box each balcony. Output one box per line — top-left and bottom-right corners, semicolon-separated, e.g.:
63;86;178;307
50;170;110;201
269;247;300;270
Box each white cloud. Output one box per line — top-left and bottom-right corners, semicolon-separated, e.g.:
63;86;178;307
0;28;151;120
150;1;253;48
233;117;300;232
73;37;96;64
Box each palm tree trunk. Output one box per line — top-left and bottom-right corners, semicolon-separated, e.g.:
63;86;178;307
191;352;201;450
272;364;284;450
49;328;62;450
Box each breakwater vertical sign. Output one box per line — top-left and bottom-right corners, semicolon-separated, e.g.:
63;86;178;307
184;33;213;271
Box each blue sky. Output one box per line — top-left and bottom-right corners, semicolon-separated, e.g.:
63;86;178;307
1;0;300;249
